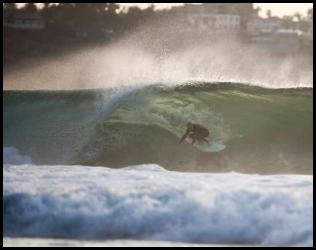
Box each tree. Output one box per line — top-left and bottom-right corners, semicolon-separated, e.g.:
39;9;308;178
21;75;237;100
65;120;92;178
43;3;50;10
282;15;294;29
23;3;38;13
307;8;313;20
3;3;17;11
293;12;302;30
254;6;261;17
3;3;17;26
123;6;145;28
266;9;272;18
294;12;302;22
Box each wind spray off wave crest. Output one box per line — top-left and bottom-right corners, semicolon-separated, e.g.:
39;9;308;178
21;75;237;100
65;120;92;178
3;17;313;90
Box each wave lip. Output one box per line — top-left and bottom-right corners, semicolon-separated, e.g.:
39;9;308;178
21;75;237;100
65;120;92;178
3;164;313;246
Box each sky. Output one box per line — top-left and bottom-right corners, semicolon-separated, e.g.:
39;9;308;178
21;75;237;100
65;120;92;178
253;3;313;17
17;3;313;18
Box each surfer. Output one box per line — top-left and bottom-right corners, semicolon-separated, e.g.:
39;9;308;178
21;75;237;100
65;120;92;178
179;121;210;146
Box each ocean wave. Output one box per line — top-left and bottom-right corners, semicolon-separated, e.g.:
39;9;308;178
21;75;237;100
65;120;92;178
3;164;313;246
3;82;313;173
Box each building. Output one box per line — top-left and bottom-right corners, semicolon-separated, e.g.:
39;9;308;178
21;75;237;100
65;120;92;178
247;16;283;34
274;29;302;53
172;3;254;34
251;29;302;54
187;13;240;33
3;13;45;30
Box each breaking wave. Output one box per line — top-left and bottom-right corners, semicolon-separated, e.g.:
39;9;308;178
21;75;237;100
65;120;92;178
3;82;313;174
3;164;313;246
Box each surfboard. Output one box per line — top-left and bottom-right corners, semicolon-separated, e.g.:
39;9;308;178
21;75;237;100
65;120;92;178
187;138;226;152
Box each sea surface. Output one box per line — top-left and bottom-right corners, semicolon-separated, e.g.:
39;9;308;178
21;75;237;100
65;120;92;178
3;82;313;246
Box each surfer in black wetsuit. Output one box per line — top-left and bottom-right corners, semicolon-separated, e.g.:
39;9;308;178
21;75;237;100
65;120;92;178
179;121;210;146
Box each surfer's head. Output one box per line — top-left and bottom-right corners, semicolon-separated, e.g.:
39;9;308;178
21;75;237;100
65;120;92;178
187;121;194;131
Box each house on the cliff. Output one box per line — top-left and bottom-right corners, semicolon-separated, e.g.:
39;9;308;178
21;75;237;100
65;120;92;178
3;13;45;30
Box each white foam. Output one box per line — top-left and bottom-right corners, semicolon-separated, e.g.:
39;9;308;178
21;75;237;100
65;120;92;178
3;164;313;246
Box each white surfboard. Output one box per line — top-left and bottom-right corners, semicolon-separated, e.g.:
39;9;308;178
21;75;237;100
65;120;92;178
187;138;226;152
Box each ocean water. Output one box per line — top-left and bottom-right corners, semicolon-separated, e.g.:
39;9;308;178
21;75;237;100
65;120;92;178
3;82;313;173
3;82;313;246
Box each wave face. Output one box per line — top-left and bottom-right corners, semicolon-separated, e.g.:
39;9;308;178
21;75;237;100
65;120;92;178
3;82;313;174
3;164;313;246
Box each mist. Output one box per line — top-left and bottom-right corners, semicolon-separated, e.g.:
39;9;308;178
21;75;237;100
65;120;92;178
3;16;313;90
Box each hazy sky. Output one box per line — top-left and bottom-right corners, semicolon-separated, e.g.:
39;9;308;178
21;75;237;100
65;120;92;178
253;3;313;17
18;3;313;18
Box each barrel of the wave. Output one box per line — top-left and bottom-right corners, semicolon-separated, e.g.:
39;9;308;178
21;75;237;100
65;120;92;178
3;83;313;174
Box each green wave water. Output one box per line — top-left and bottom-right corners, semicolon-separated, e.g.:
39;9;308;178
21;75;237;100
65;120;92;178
3;82;313;174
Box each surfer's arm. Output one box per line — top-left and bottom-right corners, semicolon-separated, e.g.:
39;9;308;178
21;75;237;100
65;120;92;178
203;138;210;145
179;130;190;144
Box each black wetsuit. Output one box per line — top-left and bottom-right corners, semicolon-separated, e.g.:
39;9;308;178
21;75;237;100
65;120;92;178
179;123;210;145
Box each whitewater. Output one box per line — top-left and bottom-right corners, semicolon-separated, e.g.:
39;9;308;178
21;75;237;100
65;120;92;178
3;162;313;246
